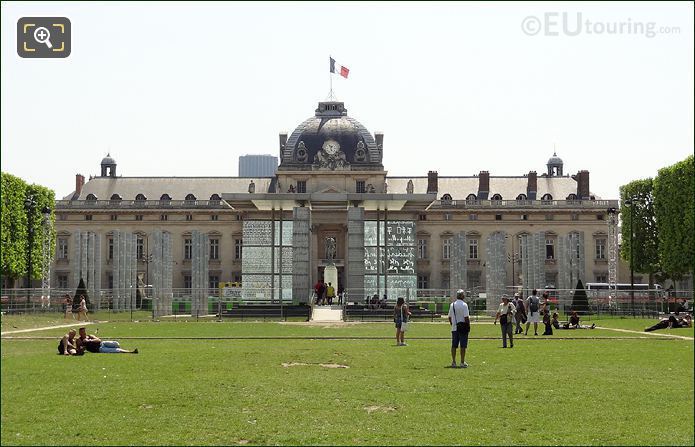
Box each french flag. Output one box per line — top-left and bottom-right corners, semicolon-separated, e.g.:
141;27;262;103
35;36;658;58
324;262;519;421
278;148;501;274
330;57;349;79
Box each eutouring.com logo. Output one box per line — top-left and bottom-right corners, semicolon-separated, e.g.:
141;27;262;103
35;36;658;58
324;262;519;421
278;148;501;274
521;12;680;38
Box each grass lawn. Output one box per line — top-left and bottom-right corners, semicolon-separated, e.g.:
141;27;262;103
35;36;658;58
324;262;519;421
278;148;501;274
1;320;693;445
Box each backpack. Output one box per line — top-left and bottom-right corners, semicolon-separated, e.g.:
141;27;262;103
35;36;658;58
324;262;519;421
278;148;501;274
452;302;470;333
529;296;539;313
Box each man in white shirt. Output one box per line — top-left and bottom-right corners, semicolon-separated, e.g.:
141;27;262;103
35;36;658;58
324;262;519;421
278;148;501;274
448;289;471;368
525;289;541;336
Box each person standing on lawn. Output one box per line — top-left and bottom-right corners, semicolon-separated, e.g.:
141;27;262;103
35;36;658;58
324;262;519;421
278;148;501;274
513;293;526;334
448;290;471;368
494;295;516;348
393;297;411;346
525;289;541;336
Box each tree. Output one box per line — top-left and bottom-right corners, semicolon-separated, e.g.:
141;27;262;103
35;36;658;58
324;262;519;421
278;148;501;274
619;179;660;287
0;172;55;284
571;279;590;315
74;277;90;308
653;155;694;280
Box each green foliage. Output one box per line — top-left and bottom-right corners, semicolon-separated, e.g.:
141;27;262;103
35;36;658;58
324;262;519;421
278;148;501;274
0;172;55;281
619;179;660;279
1;322;693;445
653;155;694;279
571;279;590;314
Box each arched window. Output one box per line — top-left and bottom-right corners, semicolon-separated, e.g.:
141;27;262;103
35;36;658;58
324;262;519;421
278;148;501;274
135;193;147;202
210;194;221;201
109;193;122;202
566;193;577;200
516;194;527;201
491;194;503;201
85;194;97;201
541;193;553;201
466;194;477;202
160;194;171;202
441;193;453;205
185;194;196;201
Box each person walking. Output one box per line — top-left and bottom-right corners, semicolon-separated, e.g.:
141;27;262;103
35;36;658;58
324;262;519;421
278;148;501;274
63;294;73;320
494;295;516;348
448;290;471;368
326;282;336;305
525;289;541;336
393;297;412;346
513;293;526;334
77;295;89;321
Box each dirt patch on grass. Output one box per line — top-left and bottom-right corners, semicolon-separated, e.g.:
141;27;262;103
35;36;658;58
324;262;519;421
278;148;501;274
282;362;349;369
364;405;396;414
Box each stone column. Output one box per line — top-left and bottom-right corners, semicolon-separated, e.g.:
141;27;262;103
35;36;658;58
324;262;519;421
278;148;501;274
347;207;365;297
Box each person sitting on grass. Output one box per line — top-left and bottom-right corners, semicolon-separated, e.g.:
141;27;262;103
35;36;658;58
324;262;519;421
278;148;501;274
75;327;138;354
57;329;78;356
552;311;595;330
645;314;692;332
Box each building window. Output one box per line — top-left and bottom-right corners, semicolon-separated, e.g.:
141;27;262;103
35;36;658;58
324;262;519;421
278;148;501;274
442;275;450;290
160;214;168;221
417;239;428;259
211;214;218;221
137;236;144;260
110;214;118;221
418;214;427;221
234;239;243;260
443;213;452;221
491;194;503;201
108;274;113;290
108;238;114;260
185;194;196;202
417;274;429;289
236;214;243;221
596;214;605;220
495;214;502;221
571;213;579;221
135;194;147;202
57;274;68;289
184;275;192;290
541;193;553;202
209;275;220;291
468;239;478;259
185;214;193;221
442;238;451;260
209;238;219;260
135;215;144;221
595;273;607;283
545;214;554;221
209;194;221;204
546;238;555;260
160;194;171;203
85;215;92;221
469;214;477;221
184;238;192;260
232;272;242;283
521;214;528;221
595;238;606;260
58;213;67;221
57;238;69;260
86;194;97;202
297;181;306;193
356;181;366;193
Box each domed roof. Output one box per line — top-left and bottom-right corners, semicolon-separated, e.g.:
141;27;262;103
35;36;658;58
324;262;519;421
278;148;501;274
547;152;563;165
101;153;116;165
279;101;383;170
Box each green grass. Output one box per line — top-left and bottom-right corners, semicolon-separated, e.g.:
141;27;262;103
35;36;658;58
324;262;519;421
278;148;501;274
2;321;693;445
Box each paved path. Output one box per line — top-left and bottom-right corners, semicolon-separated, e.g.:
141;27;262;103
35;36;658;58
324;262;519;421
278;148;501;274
1;321;95;336
594;325;693;340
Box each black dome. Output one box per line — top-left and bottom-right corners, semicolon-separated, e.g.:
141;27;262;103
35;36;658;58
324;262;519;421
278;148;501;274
279;102;382;170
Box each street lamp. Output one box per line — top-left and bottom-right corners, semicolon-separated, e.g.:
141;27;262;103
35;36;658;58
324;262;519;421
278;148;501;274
624;198;638;317
23;196;37;304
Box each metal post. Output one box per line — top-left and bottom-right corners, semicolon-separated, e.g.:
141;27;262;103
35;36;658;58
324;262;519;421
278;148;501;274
24;196;36;306
629;200;635;317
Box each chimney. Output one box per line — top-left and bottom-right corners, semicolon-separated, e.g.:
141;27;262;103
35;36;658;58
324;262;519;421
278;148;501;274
75;174;85;197
375;132;384;150
427;171;438;194
478;171;490;199
576;170;590;199
279;133;288;159
527;171;537;200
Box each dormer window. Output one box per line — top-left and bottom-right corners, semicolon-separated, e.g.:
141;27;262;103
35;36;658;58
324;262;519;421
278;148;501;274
209;194;221;205
85;194;97;202
516;194;527;201
566;193;577;201
466;194;477;203
160;194;171;203
441;193;453;205
185;194;196;201
541;193;553;203
491;194;502;201
135;194;147;202
109;194;122;204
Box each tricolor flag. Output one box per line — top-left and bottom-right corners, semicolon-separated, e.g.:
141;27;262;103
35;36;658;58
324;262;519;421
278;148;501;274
330;57;349;79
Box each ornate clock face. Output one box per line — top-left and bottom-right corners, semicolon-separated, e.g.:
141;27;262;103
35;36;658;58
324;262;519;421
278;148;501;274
322;139;340;155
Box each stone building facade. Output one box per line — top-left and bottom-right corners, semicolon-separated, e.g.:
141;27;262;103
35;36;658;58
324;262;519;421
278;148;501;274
53;100;626;313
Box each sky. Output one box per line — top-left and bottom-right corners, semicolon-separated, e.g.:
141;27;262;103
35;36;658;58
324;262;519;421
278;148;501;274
1;1;693;200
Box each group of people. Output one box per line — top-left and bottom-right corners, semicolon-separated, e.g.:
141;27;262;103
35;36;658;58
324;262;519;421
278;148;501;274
645;313;692;332
493;289;596;348
313;280;342;306
58;327;138;356
62;293;89;321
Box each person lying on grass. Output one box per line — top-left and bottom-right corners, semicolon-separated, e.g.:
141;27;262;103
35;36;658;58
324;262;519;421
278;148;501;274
645;314;692;332
57;329;78;355
75;327;138;354
551;312;595;330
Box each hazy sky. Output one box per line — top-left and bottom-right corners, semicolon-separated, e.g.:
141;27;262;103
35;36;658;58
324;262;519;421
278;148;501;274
1;1;693;200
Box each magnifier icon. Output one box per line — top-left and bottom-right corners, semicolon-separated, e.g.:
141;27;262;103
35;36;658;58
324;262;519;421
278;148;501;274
33;26;53;49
